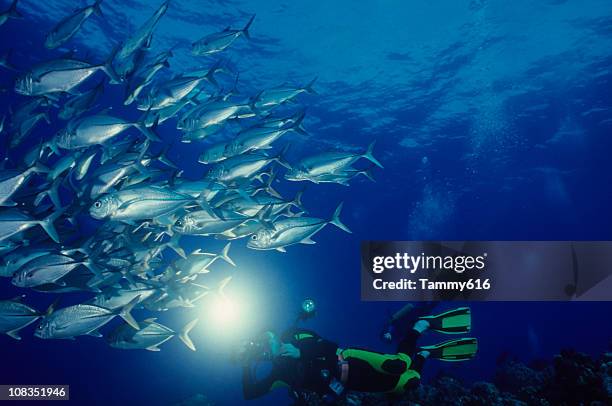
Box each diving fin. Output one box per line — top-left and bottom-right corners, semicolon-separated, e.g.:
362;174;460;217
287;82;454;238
419;306;471;334
419;337;478;362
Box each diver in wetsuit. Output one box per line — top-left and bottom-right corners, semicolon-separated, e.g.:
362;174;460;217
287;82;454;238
241;306;477;402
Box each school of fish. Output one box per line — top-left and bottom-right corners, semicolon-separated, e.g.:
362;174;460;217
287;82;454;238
0;0;382;351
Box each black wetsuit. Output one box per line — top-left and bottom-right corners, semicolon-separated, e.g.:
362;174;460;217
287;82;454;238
242;328;425;400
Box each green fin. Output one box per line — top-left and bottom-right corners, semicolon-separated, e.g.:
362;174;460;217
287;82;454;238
419;307;471;334
420;338;477;362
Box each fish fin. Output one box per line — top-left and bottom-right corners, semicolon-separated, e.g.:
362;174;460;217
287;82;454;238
87;329;103;338
330;202;351;234
101;44;122;84
143;317;157;324
39;209;63;243
8;0;22;19
242;14;256;40
146;345;161;352
301;237;316;245
118;295;141;330
93;0;103;17
46;297;61;316
359;168;375;182
168;234;186;258
217;276;232;297
363;140;383;168
135;116;161;142
83;260;103;277
218;242;236;266
178;318;198;351
304;77;318;95
274;144;292;169
292;189;306;211
276;247;287;253
290;110;308;135
6;329;22;340
204;59;223;87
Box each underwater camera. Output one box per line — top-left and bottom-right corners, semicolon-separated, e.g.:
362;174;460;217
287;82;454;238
234;332;274;364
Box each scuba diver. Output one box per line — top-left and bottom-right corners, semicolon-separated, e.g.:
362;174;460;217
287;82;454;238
240;301;477;403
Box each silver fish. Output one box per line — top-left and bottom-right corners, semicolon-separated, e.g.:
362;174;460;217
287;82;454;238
89;186;194;221
223;111;306;159
12;254;92;288
74;149;98;181
285;141;383;181
44;0;104;49
0;209;61;243
205;150;289;183
198;140;230;164
10;112;51;148
89;285;155;310
15;56;119;96
192;15;255;55
0;296;40;340
107;318;198;351
124;50;172;106
54;113;160;150
171;243;235;278
252;77;317;111
0;0;22;28
34;297;140;339
173;209;249;236
114;0;169;78
296;167;375;186
138;66;219;111
0;249;51;278
177;99;253;132
247;202;351;251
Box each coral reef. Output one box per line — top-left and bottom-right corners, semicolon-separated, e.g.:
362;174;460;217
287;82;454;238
291;349;611;406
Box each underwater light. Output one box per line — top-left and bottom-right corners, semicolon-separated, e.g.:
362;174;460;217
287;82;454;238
209;294;240;326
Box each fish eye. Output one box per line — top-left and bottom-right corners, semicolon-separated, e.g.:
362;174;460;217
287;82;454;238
27;273;33;278
94;201;102;208
251;235;258;240
176;220;183;226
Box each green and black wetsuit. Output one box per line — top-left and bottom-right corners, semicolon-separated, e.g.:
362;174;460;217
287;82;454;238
242;328;425;399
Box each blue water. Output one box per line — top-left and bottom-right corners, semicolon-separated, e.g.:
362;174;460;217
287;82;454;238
1;0;612;405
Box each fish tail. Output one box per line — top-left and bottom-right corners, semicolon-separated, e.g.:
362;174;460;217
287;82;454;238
117;295;141;330
9;0;22;19
218;242;236;266
204;60;223;87
38;208;64;243
217;276;232;297
168;233;186;258
178;318;199;351
135;116;161;142
293;189;306;211
93;0;104;16
304;76;318;94
274;144;292;169
291;110;308;135
359;168;375;182
242;14;256;40
329;202;351;234
101;44;122;84
363;140;383;169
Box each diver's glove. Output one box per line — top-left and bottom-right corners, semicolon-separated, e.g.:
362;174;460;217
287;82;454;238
280;343;301;359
